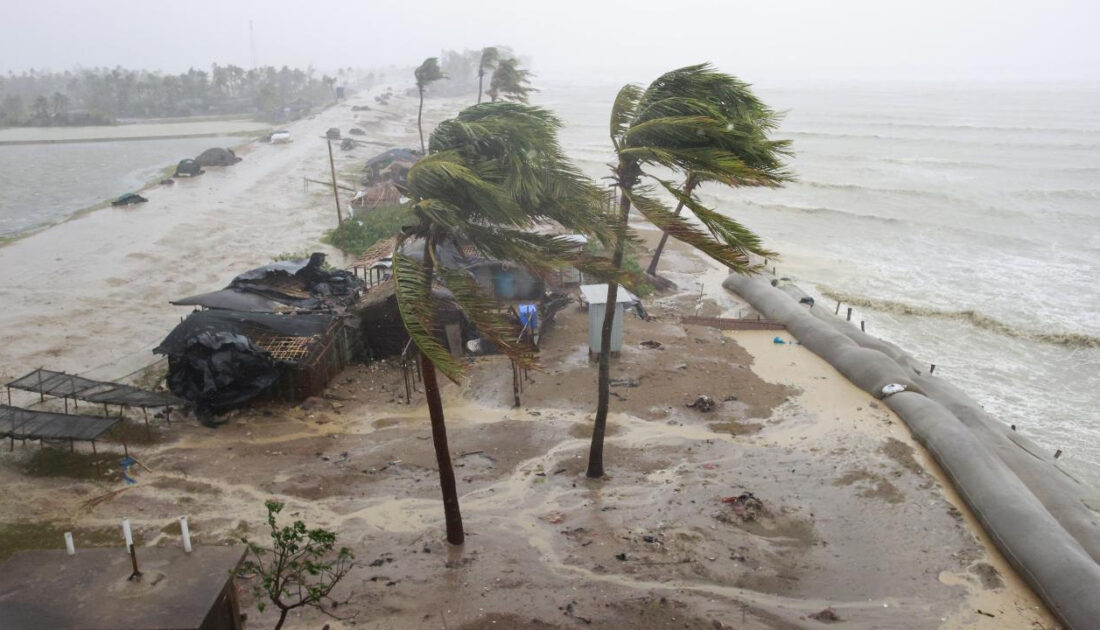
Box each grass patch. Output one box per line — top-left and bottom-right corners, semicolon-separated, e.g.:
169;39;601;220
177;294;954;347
323;203;412;257
0;522;129;562
22;448;125;481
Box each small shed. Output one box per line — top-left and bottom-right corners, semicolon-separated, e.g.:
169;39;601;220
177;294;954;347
580;284;639;355
0;546;245;630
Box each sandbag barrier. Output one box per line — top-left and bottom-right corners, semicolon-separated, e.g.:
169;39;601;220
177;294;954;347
723;273;1100;630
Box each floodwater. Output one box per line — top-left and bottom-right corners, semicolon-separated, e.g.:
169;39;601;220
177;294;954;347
538;80;1100;489
0;121;264;237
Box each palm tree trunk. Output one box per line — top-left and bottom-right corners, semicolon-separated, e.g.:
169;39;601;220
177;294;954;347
586;188;631;478
422;356;465;544
477;71;483;104
645;175;698;276
417;86;426;153
418;241;464;545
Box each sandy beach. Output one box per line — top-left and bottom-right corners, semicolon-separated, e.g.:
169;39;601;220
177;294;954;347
0;89;1061;628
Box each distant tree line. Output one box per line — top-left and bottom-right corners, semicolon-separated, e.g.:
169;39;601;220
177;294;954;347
0;64;338;126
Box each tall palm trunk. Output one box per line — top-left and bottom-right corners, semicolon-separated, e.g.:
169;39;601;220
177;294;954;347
645;175;698;276
420;246;464;544
417;86;426;153
586;187;631;478
477;71;484;104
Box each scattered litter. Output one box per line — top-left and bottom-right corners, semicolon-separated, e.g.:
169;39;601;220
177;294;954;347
881;383;907;397
610;378;641;388
686;395;716;412
614;552;628;561
119;457;138;485
640;340;663;349
773;336;786;345
809;607;841;623
721;492;765;521
642;535;658;543
702;463;718;470
540;512;565;524
976;609;995;618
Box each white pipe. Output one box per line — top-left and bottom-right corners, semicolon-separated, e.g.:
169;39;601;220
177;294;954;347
122;519;133;547
64;532;75;555
179;516;192;553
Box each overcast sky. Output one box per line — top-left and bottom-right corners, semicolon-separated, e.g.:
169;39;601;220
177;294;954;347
2;0;1098;84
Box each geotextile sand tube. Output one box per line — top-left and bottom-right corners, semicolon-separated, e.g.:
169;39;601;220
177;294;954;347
723;273;1100;630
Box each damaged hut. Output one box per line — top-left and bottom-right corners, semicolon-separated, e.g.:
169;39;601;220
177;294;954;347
160;253;360;419
352;147;421;210
195;147;242;167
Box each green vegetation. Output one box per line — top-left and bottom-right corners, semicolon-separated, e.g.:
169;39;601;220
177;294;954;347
322;204;412;256
240;500;353;630
586;64;792;479
487;58;535;103
0;64;336;127
395;102;608;545
477;47;500;104
414;58;447;153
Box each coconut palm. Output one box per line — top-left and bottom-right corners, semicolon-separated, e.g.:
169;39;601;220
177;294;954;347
586;64;793;479
414;57;447;153
476;47;499;104
487;58;535;103
645;81;791;275
395;102;610;544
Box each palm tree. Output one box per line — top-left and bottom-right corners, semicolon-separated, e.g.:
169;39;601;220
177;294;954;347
487;58;535;103
645;76;791;276
395;102;609;544
586;64;793;479
414;57;447;153
476;47;499;104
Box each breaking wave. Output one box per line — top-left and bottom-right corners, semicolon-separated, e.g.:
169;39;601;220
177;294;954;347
818;288;1100;349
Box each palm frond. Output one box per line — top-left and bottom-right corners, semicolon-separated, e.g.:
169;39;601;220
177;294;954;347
655;178;776;261
609;84;644;148
624;186;755;272
392;246;465;382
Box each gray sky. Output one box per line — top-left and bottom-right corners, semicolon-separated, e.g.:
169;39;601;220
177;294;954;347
2;0;1098;83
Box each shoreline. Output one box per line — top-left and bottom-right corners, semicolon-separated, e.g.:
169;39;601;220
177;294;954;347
0;88;1075;628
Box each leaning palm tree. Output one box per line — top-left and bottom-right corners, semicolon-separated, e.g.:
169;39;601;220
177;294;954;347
414;57;447;153
487;58;535;103
586;64;793;479
476;47;499;104
395;102;610;544
645;79;791;276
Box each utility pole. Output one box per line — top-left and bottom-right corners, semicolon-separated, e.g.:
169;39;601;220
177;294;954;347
327;140;343;226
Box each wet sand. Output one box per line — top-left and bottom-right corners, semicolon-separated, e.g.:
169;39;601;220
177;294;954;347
0;89;1059;628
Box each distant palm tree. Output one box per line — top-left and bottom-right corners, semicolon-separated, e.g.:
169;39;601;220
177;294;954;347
586;64;792;479
646;75;791;276
487;58;535;103
414;57;447;153
396;102;609;544
477;47;499;104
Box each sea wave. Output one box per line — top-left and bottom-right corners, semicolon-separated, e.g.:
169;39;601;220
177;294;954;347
818;288;1100;349
782;130;1100;150
1013;188;1100;201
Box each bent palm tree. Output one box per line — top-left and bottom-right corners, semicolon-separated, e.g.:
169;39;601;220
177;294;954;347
587;64;793;479
645;78;791;275
414;57;447;153
476;47;499;104
395;102;609;544
487;58;535;103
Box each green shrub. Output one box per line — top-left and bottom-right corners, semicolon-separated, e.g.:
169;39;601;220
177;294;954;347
323;203;412;256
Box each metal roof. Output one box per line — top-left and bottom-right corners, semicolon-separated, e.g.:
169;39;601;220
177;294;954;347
0;405;119;442
579;284;639;305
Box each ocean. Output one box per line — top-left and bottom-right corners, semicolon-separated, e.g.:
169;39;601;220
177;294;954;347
536;80;1100;489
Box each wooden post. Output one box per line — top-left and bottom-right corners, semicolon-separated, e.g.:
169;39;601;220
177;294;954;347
327;140;343;227
929;364;936;374
860;320;865;332
835;301;841;315
846;307;853;322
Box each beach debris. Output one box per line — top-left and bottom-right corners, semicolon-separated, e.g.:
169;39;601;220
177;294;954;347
340;138;355;151
111;192;148;207
614;552;628;561
799;297;815;307
809;607;841;623
349;127;365;136
80;486;133;510
196;147;241;166
773;336;786;344
610;377;641;388
159;178;174;186
687;395;716;412
640;340;663;349
174;158;204;177
881;383;907;397
326;127;341;140
563;601;592;624
540;512;566;524
721;492;765;521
